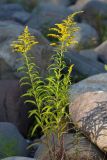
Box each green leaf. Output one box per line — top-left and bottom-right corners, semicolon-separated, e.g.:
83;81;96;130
31;124;39;136
24;100;36;105
104;64;107;71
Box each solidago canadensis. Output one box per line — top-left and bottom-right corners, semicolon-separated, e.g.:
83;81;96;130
11;12;80;160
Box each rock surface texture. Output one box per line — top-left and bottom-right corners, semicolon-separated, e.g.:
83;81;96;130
34;133;105;160
0;122;28;159
69;73;107;101
0;80;31;136
27;2;72;32
2;157;34;160
69;91;107;153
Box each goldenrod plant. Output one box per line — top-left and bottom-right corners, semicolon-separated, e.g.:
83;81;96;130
11;12;81;160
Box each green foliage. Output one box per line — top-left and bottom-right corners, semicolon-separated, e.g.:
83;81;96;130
100;25;107;42
11;12;80;160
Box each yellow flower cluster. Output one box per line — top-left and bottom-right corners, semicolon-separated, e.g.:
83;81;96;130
48;11;82;49
11;26;38;54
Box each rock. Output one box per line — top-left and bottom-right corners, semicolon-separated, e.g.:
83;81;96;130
2;157;34;160
0;21;53;79
72;0;101;10
0;80;31;136
69;73;107;101
71;0;107;31
0;3;30;24
69;91;107;153
3;158;34;160
0;122;28;159
38;0;70;6
34;133;105;160
0;0;7;3
65;51;105;76
73;23;99;49
27;2;72;32
0;0;37;11
0;4;24;21
79;41;107;64
0;58;16;79
79;49;98;61
12;11;30;24
94;41;107;64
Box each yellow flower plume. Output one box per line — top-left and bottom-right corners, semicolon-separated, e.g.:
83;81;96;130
48;11;83;49
11;26;38;53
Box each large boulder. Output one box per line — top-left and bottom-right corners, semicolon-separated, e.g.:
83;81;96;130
0;4;24;20
27;2;73;33
69;91;107;153
38;0;70;6
0;80;31;136
94;41;107;64
34;133;105;160
71;0;107;31
73;23;99;49
2;157;34;160
65;51;105;76
78;41;107;64
69;73;107;101
0;21;53;79
79;49;98;61
69;73;107;152
3;0;37;11
0;122;28;159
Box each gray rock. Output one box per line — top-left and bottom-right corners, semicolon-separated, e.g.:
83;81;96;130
0;4;24;21
0;0;37;11
65;51;105;76
34;133;105;160
71;0;93;10
27;2;73;32
0;58;16;79
79;49;98;61
12;11;30;24
2;157;34;160
0;122;28;159
71;0;107;31
69;91;107;153
69;73;107;101
0;80;31;136
38;0;70;6
94;41;107;64
73;23;99;49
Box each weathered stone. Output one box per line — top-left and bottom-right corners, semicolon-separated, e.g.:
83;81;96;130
0;4;24;21
71;0;107;31
0;122;28;159
79;49;98;61
3;0;37;11
12;11;30;24
39;0;70;6
65;51;105;76
34;133;105;160
0;58;16;79
0;80;31;136
69;73;107;101
2;157;34;160
94;41;107;64
73;23;99;49
69;91;107;153
27;2;72;32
